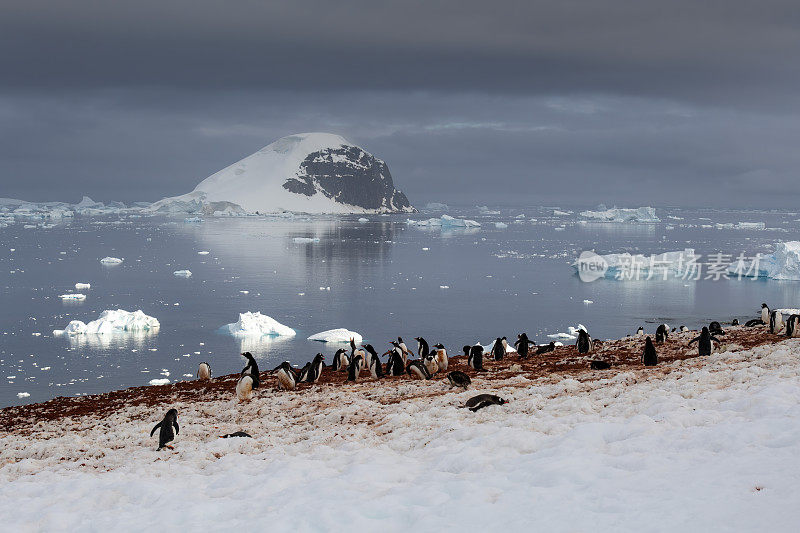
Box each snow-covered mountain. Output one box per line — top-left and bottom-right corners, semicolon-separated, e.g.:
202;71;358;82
151;133;414;214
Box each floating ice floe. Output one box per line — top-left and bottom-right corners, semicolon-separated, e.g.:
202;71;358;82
293;237;320;243
197;251;210;255
100;257;123;265
53;309;160;336
222;312;296;337
573;248;697;281
307;328;363;343
59;293;86;301
16;392;30;399
74;283;91;290
494;222;508;229
547;324;588;340
580;206;660;223
358;217;369;223
148;378;170;386
728;241;800;280
173;270;192;277
184;217;203;223
715;222;766;230
408;214;481;228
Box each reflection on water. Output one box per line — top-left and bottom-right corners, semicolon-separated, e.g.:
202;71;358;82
62;330;159;350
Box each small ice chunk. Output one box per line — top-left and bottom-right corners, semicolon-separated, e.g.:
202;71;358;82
74;283;91;290
440;285;450;289
148;378;170;386
583;299;594;304
358;217;369;223
17;392;30;398
307;328;363;343
198;251;210;255
173;270;192;277
494;222;508;229
293;237;320;243
59;293;86;301
100;257;123;264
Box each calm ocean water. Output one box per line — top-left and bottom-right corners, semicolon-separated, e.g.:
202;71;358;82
2;206;799;407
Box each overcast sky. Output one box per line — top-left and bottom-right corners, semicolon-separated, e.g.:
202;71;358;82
2;0;800;208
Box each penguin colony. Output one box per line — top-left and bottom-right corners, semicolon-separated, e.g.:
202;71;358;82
148;303;792;450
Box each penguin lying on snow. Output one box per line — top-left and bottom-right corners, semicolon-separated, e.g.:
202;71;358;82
447;371;471;389
197;362;211;380
745;319;764;327
655;324;669;343
709;321;725;336
220;431;252;439
535;342;556;355
406;360;432;379
272;362;298;390
589;360;611;370
150;408;179;450
642;337;658;366
240;352;259;389
464;394;507;412
688;326;721;356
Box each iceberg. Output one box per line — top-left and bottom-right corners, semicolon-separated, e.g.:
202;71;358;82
100;257;123;265
53;309;160;336
728;241;800;280
223;312;296;337
579;207;660;223
407;215;481;228
307;328;363;343
574;249;697;281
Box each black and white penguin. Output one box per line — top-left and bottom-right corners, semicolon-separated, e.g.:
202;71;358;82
423;353;439;375
406;359;432;379
197;362;211;380
303;353;325;383
688;326;720;356
770;310;785;334
240;352;260;389
576;328;592;354
236;374;254;401
150;408;179;450
414;337;430;358
709;321;725;336
447;370;471;389
590;360;611;370
514;333;532;358
272;362;298;391
391;342;408;364
636;326;644;336
297;362;312;383
332;348;349;372
535;341;556;355
220;431;252;439
462;345;471;358
433;343;448;371
347;354;364;382
397;337;412;359
362;344;379;370
762;303;770;324
655;324;669;344
369;351;384;378
385;350;406;376
785;315;800;338
492;337;505;361
679;325;689;332
731;318;740;326
464;394;506;412
468;344;485;371
642;337;658;366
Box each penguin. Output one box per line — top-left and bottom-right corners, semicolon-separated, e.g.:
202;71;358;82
391;342;408;364
236;374;254;401
590;360;611;370
462;345;471;358
433;343;448;372
347;354;364;382
150;408;179;450
385;350;406;376
362;344;379;370
196;362;211;380
423;353;439;375
491;337;505;361
770;310;784;334
297;362;312;383
636;327;644;336
447;370;471;389
688;326;720;356
762;303;770;324
414;337;430;358
514;333;532;358
745;319;763;327
406;359;432;379
731;318;740;326
642;337;658;366
785;314;800;338
679;325;689;332
576;328;592;354
397;337;412;359
655;324;669;344
332;348;349;372
709;321;725;336
240;352;260;389
368;351;384;378
468;344;485;371
535;342;555;355
272;362;298;391
303;353;325;383
464;394;506;412
220;431;252;439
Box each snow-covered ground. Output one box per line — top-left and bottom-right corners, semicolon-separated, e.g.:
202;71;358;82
1;339;799;530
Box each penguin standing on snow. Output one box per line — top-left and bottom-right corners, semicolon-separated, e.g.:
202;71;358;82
385;350;406;376
655;324;669;343
368;350;384;378
150;408;179;450
642;337;658;366
362;344;379;370
514;333;533;358
414;337;430;358
731;318;740;326
468;344;485;371
303;353;325;383
433;343;448;371
688;326;720;356
347;354;364;382
785;315;800;338
423;353;439;375
196;362;211;380
240;352;260;389
332;348;349;372
492;337;505;361
576;329;592;354
397;337;412;360
272;362;298;391
236;374;254;401
391;342;408;364
770;310;785;334
762;303;770;324
679;325;689;332
636;327;644;336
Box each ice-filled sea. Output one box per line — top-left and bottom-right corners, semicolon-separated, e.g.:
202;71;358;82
2;205;800;407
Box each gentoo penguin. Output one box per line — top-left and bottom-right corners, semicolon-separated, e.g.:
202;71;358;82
491;337;505;361
468;344;485;371
762;303;770;324
464;394;506;412
240;352;259;389
406;359;432;379
347;354;364;382
709;321;725;336
688;326;720;356
196;362;211;380
423;353;439;375
679;325;689;332
462;345;471;358
414;337;430;358
385;350;406;376
785;315;800;338
590;360;611;370
433;343;448;371
731;318;740;326
576;329;592;354
332;348;349;372
535;342;555;355
447;371;471;389
272;362;298;390
636;326;644;336
362;344;379;370
397;337;412;360
770;310;784;334
150;408;179;450
655;324;669;344
642;337;658;366
236;374;254;401
297;362;312;383
220;431;252;439
303;353;325;383
745;319;762;327
391;342;408;364
368;351;384;378
514;333;532;358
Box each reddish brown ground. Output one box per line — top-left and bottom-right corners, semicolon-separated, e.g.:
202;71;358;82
0;326;782;433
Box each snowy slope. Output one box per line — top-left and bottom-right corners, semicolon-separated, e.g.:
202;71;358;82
151;133;414;215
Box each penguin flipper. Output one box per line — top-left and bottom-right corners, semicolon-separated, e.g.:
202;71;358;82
173;421;180;435
150;421;162;437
